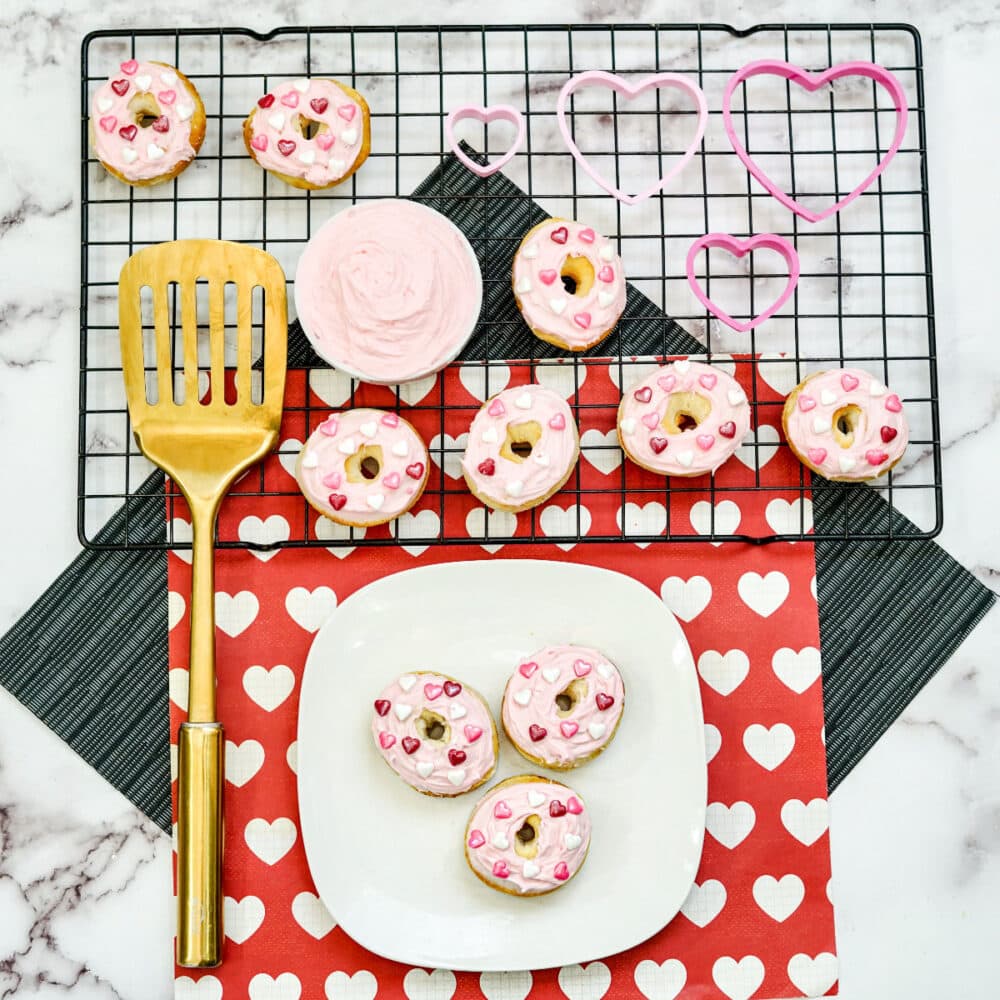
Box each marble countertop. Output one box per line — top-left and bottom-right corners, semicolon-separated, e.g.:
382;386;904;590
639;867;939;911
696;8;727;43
1;0;998;997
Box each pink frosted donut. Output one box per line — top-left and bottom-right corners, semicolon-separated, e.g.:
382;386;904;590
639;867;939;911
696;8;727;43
512;218;627;351
461;385;580;512
617;360;751;477
465;776;592;895
501;645;625;769
295;408;430;528
372;672;498;797
244;78;371;190
90;60;206;186
783;368;909;481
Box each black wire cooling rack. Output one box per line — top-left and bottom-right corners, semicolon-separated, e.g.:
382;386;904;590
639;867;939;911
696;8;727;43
79;22;942;550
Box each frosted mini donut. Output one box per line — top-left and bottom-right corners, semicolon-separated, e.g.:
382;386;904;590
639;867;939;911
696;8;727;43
295;408;429;528
617;360;751;477
502;645;625;769
783;368;909;481
244;78;371;190
461;385;579;513
512;218;627;351
90;59;205;186
465;776;591;895
372;671;498;797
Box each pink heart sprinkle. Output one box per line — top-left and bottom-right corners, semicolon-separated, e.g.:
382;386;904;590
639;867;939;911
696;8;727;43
99;115;117;133
383;472;401;489
657;374;676;392
424;683;443;700
338;104;357;122
468;829;485;849
597;265;615;283
699;373;717;390
250;134;268;152
321;472;342;489
487;398;506;417
798;394;817;412
493;861;510;879
641;412;660;430
315;133;335;151
538;269;558;285
573;659;592;677
866;449;889;466
841;373;860;392
634;386;652;403
378;732;395;750
120;59;138;75
158;89;176;105
560;721;579;738
519;661;538;678
885;394;903;413
494;800;512;819
807;448;828;465
319;416;338;435
573;312;591;329
566;796;584;815
465;725;483;742
380;412;399;427
696;434;715;451
578;227;596;243
281;91;300;108
549;413;566;430
553;862;570;881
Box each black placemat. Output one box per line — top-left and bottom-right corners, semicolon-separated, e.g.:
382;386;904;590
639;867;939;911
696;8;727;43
1;152;993;833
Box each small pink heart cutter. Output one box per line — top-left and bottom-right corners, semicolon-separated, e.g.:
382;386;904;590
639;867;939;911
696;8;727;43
722;60;909;223
556;70;708;205
445;104;525;178
686;233;801;333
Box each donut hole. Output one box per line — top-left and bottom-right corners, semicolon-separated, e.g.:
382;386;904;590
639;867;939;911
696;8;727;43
128;93;162;129
414;709;450;744
344;444;383;483
513;814;541;860
500;421;542;464
832;404;863;448
662;392;712;435
296;115;324;140
555;678;588;717
560;256;595;297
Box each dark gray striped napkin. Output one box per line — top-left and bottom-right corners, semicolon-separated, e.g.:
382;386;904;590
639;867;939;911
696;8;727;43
0;151;993;832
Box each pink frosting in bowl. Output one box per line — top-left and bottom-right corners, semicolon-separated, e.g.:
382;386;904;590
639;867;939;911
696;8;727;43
294;200;483;384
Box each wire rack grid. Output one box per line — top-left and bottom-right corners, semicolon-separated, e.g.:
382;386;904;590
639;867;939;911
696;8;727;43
79;22;941;551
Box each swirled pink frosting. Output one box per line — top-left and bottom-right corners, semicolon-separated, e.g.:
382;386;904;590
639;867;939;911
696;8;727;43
91;61;197;181
294;200;483;383
512;219;626;348
248;78;364;186
502;645;625;767
784;367;909;480
372;672;496;796
618;360;751;476
466;779;591;894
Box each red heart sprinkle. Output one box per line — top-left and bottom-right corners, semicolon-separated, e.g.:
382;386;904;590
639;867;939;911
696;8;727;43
402;736;421;755
277;139;297;156
328;493;347;511
373;699;390;716
538;269;558;285
424;683;443;700
550;226;569;244
477;458;495;476
518;661;538;678
549;799;567;817
468;829;485;849
337;104;357;121
464;725;483;742
378;732;395;750
120;59;138;75
257;93;275;108
529;724;547;742
633;386;652;403
573;312;591;329
494;801;512;819
310;97;329;114
866;449;889;466
719;421;736;439
492;861;510;879
111;79;129;96
118;124;137;141
553;862;570;881
649;436;669;454
880;426;898;443
566;796;584;814
151;116;170;133
406;462;425;480
578;227;596;243
596;693;615;711
443;680;462;697
448;748;467;765
597;265;615;283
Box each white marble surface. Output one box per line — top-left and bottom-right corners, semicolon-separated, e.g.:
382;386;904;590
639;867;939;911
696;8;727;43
0;0;998;997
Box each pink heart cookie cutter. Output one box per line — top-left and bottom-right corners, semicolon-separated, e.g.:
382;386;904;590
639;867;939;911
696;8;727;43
722;60;909;223
686;233;801;333
556;70;708;205
445;104;525;178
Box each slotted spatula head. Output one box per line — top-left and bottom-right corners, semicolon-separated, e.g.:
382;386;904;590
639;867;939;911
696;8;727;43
119;239;287;505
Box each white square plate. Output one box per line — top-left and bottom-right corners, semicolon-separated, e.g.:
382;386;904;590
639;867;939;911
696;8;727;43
297;559;706;971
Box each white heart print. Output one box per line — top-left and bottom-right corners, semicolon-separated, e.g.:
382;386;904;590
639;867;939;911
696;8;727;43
402;968;457;1000
696;649;749;696
458;363;511;401
315;515;366;558
325;970;378;1000
429;432;468;480
765;497;814;535
787;952;839;996
244;816;297;865
711;955;765;1000
238;514;290;559
557;962;612;1000
277;439;303;479
660;575;712;622
168;668;189;711
225;738;265;786
243;664;296;712
756;353;801;394
174;976;223;1000
705;801;756;848
781;798;830;845
616;501;667;548
772;646;821;693
248;972;301;1000
395;374;437;405
735;424;780;470
465;506;517;553
170;518;193;562
742;723;795;770
679;878;726;927
633;959;687;1000
752;873;805;922
167;591;185;630
534;360;586;398
291;890;336;938
737;571;790;617
397;509;440;558
285;585;338;632
689;499;741;540
215;590;259;637
223;894;265;944
580;428;622;474
540;503;592;550
480;971;533;1000
704;723;722;763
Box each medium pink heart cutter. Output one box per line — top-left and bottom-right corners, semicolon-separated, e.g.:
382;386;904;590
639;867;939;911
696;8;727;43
722;60;909;223
445;104;526;178
556;70;708;205
686;233;801;333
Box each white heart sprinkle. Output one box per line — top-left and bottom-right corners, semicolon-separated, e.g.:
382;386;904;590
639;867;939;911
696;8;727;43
620;417;636;434
514;689;531;706
341;127;358;144
398;674;417;691
135;74;152;91
812;417;831;434
416;761;433;778
597;663;614;679
542;667;560;683
391;440;408;457
299;149;316;165
598;291;616;308
448;768;466;787
492;833;509;849
359;421;377;438
549;298;566;315
147;144;165;160
449;703;467;720
869;380;886;397
728;388;746;406
516;277;532;294
301;451;318;469
482;427;498;444
97;97;112;112
176;102;194;121
121;148;138;164
839;456;857;474
523;242;538;260
506;480;523;497
599;244;614;261
294;78;310;92
515;393;532;410
394;703;412;721
534;453;550;467
327;158;346;175
527;790;545;807
268;112;286;130
523;861;540;878
675;359;691;374
367;494;385;511
588;722;607;739
821;389;837;405
160;71;177;86
564;833;582;850
677;451;694;468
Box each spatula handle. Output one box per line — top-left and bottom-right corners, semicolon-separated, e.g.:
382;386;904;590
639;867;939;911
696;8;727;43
176;721;224;967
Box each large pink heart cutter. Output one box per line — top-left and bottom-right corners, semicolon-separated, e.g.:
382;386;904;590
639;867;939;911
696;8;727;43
445;104;525;178
686;232;801;333
556;70;708;205
722;60;909;223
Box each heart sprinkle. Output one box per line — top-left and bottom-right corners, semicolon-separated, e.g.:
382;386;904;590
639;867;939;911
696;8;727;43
468;829;485;849
564;833;582;850
477;458;495;476
807;448;828;465
250;134;268;152
157;89;176;105
538;269;558;285
550;226;569;244
560;721;579;738
321;472;342;489
549;413;566;430
258;93;275;108
529;724;547;742
406;462;425;480
328;493;347;511
338;104;357;121
99;115;117;132
641;412;660;430
519;661;538;678
573;312;592;329
696;434;715;451
448;748;467;765
798;395;816;412
841;373;860;392
492;861;510;879
310;97;329;114
450;703;467;720
424;683;443;700
281;91;300;108
118;124;137;141
151;116;170;133
634;386;653;403
374;699;390;716
885;394;903;413
515;393;532;410
464;725;483;742
402;737;420;755
549;799;567;817
487;398;506;416
494;800;512;819
595;693;615;711
110;79;129;96
380;413;399;427
578;227;596;243
573;659;592;677
658;374;676;392
553;862;570;881
316;133;335;151
719;421;736;439
566;796;584;814
866;449;889;466
277;139;297;156
880;426;898;443
699;373;717;390
649;436;669;454
120;59;138;75
443;680;462;697
378;732;395;750
513;689;531;706
383;472;400;490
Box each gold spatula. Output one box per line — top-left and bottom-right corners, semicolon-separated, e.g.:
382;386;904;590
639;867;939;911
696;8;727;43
119;240;287;967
